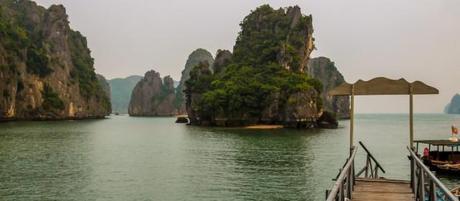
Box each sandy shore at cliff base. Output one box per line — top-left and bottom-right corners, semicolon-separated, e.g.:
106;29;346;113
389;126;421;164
243;125;284;129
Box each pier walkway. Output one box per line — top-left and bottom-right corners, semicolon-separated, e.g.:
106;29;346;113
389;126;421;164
325;142;458;201
353;179;413;201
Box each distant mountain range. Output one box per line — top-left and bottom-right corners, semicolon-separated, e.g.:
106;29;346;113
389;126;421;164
108;76;143;114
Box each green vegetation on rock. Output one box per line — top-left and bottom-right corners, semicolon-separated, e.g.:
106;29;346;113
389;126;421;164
0;5;28;51
233;5;313;72
0;0;111;120
96;74;112;114
155;80;175;106
186;62;322;120
42;84;64;110
185;5;320;126
176;49;214;113
69;31;99;98
26;46;52;77
0;3;53;77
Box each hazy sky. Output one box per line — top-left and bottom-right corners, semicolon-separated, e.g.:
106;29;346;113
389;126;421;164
35;0;460;113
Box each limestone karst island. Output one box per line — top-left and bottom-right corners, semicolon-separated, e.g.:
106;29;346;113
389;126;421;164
1;0;459;200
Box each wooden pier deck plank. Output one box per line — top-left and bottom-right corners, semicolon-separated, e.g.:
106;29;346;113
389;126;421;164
352;178;414;201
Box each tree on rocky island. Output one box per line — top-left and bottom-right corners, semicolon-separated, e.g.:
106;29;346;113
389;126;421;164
175;48;214;114
212;50;232;74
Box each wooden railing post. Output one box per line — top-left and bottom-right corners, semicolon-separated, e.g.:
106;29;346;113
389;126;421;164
420;168;425;201
350;85;355;150
357;141;385;179
339;182;343;201
407;147;458;201
409;156;415;193
365;157;369;178
326;148;358;201
352;160;356;186
409;85;414;149
430;179;436;201
348;168;352;199
375;166;379;178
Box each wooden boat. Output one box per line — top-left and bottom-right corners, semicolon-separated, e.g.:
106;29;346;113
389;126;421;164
415;140;460;175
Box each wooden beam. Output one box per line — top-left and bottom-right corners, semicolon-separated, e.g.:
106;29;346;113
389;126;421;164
350;85;355;151
409;85;414;149
329;77;439;96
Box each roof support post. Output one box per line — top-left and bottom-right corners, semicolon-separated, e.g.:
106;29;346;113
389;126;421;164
350;84;355;152
409;84;414;150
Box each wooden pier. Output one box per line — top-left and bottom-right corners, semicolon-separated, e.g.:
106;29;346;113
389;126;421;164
325;143;458;201
325;77;458;201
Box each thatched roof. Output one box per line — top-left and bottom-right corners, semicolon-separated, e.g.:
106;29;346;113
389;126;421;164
329;77;439;96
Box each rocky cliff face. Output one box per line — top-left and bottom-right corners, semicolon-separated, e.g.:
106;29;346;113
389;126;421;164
175;48;214;114
308;57;350;119
97;74;111;101
446;94;460;114
185;5;322;128
108;75;142;114
212;50;232;74
233;5;314;73
0;0;110;120
185;61;213;124
128;70;176;116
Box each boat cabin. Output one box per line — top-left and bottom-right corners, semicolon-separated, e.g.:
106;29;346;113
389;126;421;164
415;140;460;174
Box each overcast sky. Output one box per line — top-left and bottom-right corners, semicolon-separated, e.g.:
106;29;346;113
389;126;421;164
35;0;460;113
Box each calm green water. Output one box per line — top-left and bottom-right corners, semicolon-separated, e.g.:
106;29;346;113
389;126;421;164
0;114;459;200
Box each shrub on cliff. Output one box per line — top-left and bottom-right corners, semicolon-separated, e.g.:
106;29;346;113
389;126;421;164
1;5;52;77
42;84;64;110
69;31;99;98
176;49;214;113
187;63;322;121
26;46;53;77
233;5;313;72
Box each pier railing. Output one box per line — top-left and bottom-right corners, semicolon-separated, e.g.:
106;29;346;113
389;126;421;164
408;147;459;201
356;141;385;179
326;146;357;201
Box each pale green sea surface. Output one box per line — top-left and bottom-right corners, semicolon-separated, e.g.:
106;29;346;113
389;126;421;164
0;114;459;200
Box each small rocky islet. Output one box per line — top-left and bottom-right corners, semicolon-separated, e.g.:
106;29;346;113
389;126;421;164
128;71;176;116
0;1;349;128
445;94;460;114
182;5;350;128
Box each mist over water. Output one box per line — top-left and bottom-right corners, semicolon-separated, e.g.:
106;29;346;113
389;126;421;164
0;114;459;200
